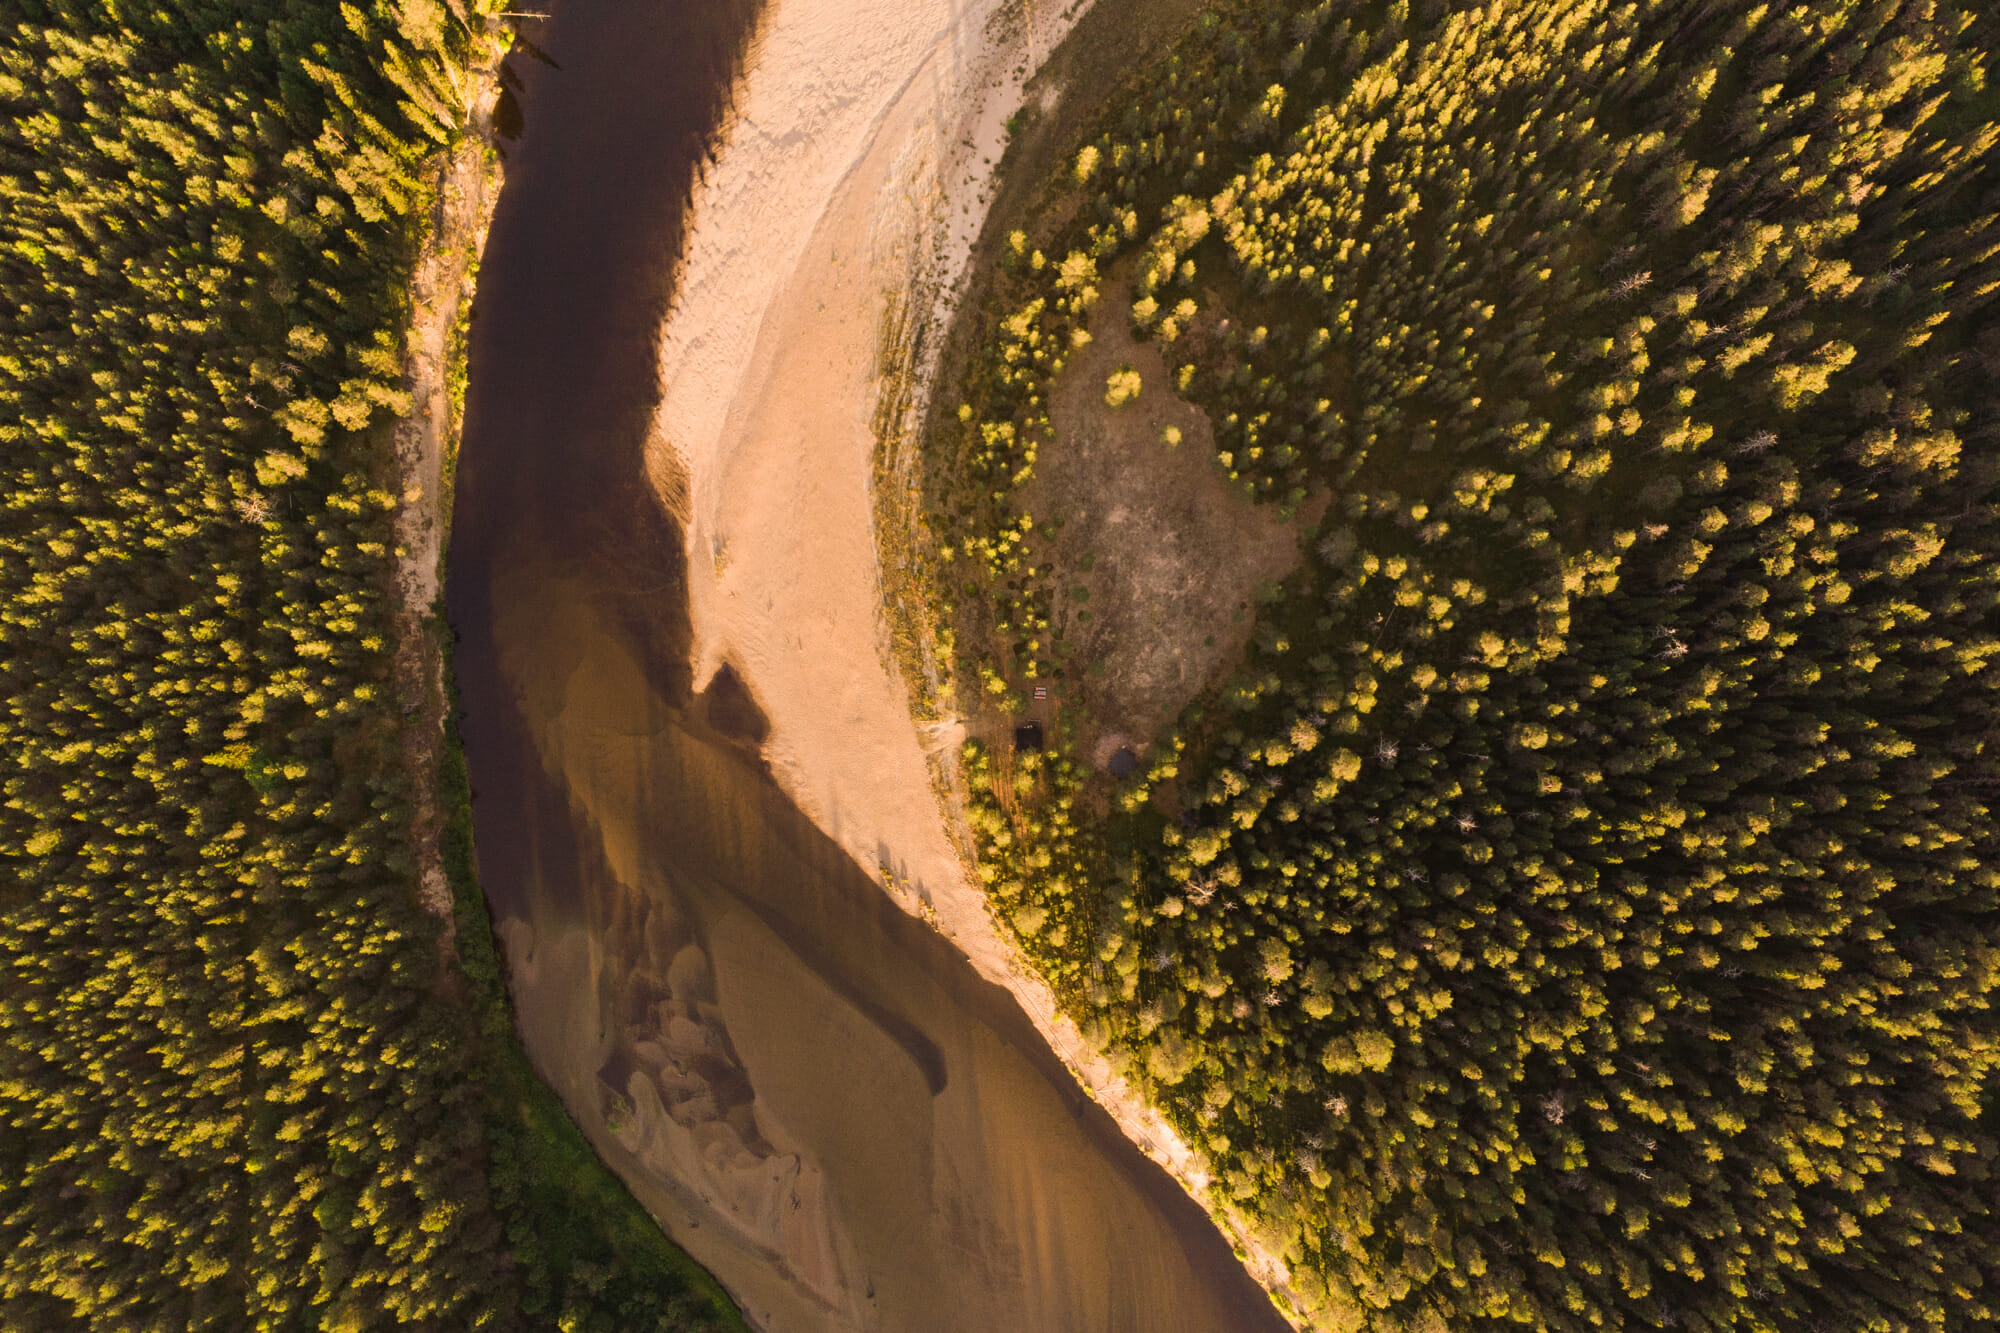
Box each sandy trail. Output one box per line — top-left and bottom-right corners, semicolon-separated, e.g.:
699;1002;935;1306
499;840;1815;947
651;0;1300;1317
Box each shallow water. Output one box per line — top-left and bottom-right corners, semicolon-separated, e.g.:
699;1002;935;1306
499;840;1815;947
447;3;1288;1329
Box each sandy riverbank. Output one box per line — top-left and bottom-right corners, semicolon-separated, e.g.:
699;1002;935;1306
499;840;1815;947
394;27;509;936
649;0;1303;1321
649;0;1086;1107
654;0;1078;940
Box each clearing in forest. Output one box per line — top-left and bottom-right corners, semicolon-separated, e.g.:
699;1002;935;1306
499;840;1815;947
1024;276;1316;764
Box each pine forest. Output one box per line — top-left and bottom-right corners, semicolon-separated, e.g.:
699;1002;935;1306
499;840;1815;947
0;1;736;1328
920;0;2000;1328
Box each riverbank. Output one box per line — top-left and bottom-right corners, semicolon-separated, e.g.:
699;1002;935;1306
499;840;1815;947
653;0;1085;920
648;0;1300;1323
874;0;1324;1315
391;12;508;944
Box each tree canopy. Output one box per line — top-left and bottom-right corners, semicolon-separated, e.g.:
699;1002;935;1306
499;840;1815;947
929;2;2000;1328
0;2;734;1328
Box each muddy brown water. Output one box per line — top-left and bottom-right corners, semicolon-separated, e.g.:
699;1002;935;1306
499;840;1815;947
446;3;1290;1329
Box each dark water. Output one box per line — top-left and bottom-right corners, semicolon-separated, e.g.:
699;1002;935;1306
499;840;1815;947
451;0;743;737
446;3;1289;1329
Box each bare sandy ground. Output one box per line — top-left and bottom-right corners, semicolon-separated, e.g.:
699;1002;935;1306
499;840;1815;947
656;0;1078;913
394;35;508;936
653;0;1081;1023
650;0;1310;1322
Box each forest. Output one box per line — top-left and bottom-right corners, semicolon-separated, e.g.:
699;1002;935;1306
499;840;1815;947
924;0;2000;1328
0;1;734;1329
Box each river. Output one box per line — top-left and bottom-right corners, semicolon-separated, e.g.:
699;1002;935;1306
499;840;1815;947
445;2;1288;1329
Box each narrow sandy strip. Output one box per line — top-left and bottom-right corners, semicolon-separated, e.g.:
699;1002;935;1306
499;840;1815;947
649;0;1302;1320
396;33;509;937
